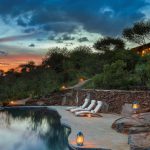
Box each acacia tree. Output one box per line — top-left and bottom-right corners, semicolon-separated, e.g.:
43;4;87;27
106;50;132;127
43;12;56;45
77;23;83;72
94;37;125;52
123;20;150;45
19;61;36;73
42;47;69;73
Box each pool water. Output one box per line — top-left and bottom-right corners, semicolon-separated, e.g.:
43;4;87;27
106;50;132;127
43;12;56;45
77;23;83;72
0;107;70;150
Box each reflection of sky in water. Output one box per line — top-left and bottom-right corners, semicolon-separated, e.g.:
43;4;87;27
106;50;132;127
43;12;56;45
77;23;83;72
0;108;69;150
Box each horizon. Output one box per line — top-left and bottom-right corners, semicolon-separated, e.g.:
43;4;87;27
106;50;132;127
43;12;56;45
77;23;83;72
0;0;150;71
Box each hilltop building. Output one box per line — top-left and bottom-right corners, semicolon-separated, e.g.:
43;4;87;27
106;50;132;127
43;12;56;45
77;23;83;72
131;43;150;56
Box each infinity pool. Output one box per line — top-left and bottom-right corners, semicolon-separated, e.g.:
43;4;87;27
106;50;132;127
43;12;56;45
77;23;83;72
0;107;70;150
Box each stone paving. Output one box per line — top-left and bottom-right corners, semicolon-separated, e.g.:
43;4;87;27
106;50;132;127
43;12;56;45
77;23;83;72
48;106;130;150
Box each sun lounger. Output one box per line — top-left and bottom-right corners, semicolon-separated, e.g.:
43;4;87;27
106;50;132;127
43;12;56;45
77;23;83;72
70;100;96;113
75;101;103;117
66;98;90;111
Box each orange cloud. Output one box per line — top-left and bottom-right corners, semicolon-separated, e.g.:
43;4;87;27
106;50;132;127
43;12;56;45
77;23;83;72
0;54;43;72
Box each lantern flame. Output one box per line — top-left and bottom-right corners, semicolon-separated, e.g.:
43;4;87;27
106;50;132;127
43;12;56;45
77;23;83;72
133;103;140;110
79;78;85;83
76;132;84;146
60;85;66;90
10;101;14;104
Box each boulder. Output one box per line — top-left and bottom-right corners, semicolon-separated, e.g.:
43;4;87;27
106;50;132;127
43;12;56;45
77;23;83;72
129;132;150;150
112;112;150;134
129;126;150;134
121;103;133;117
112;112;150;150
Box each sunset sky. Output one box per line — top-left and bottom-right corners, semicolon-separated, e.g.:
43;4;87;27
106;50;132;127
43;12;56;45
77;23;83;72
0;0;150;71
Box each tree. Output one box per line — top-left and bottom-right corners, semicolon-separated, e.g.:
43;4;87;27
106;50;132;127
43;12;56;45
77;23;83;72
94;37;125;52
19;61;36;73
123;20;150;45
69;46;92;70
93;60;129;89
42;47;69;73
0;70;4;77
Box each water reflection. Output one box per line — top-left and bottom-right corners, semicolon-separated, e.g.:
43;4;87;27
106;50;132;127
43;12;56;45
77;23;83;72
0;107;70;150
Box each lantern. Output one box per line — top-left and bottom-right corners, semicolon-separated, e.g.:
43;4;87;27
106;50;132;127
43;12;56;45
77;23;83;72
10;101;14;105
79;77;85;83
76;131;84;146
60;85;66;91
132;101;140;112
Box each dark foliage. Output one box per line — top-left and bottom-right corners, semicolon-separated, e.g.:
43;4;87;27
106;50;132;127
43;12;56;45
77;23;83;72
1;20;150;102
94;37;125;52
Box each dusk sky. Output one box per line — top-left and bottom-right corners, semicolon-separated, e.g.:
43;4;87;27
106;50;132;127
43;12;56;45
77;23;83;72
0;0;150;71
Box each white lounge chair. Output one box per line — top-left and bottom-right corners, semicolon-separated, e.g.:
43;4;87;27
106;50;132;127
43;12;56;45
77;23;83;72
75;101;103;117
66;98;90;111
70;100;96;113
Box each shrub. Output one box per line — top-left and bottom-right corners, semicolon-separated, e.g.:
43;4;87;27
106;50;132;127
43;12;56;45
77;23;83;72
93;60;130;89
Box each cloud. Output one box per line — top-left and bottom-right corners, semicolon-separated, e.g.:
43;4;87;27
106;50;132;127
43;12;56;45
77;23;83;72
68;0;149;36
60;34;75;41
0;33;38;43
0;62;9;65
0;50;8;56
78;37;89;42
55;33;75;43
0;0;149;36
23;28;36;33
36;38;43;41
48;33;75;43
29;43;35;47
41;22;78;33
0;53;42;71
0;44;45;55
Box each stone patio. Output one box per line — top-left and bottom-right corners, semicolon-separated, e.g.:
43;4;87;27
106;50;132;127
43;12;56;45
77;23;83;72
48;106;129;150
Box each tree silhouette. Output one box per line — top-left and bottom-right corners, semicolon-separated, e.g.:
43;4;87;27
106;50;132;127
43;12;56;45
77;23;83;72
123;20;150;45
94;37;125;52
42;47;69;73
19;61;36;73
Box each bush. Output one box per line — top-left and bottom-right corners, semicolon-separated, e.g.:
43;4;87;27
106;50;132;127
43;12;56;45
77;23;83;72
92;60;130;89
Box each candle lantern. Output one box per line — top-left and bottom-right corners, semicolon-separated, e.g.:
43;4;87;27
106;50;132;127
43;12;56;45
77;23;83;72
132;101;140;112
76;131;84;146
79;77;85;83
10;101;14;105
60;85;66;91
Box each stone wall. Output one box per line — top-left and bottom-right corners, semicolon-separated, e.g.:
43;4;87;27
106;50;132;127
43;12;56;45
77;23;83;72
66;89;150;114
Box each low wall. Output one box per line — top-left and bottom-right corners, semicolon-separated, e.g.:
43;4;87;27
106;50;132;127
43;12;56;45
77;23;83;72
67;89;150;114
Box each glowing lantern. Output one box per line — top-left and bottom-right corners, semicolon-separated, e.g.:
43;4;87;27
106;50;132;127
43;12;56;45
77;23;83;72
142;50;146;56
132;101;140;112
76;132;84;146
10;101;14;104
60;85;66;91
79;77;85;83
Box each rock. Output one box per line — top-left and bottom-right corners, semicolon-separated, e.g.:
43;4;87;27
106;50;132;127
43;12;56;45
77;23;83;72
112;112;150;134
112;117;144;134
61;96;67;106
140;108;150;113
129;132;150;150
129;127;150;134
121;104;133;117
112;112;150;150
